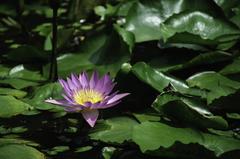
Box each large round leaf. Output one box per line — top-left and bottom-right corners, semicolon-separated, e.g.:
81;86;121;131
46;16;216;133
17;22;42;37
89;117;138;144
160;11;240;45
0;144;45;159
124;0;223;42
133;122;240;157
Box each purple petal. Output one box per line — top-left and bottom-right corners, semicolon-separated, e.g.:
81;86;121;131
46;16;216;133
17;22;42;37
71;73;81;89
107;93;130;104
99;100;121;109
103;73;111;85
64;106;84;112
90;91;118;109
59;79;72;96
102;82;116;95
95;76;105;92
104;91;119;101
83;101;94;108
62;94;75;104
79;71;89;88
45;99;75;107
90;70;99;89
81;109;99;127
67;77;76;90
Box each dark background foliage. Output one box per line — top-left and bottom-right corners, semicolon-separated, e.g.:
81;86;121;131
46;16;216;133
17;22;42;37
0;0;240;158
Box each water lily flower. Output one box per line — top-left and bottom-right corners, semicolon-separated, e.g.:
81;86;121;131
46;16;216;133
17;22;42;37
45;71;129;127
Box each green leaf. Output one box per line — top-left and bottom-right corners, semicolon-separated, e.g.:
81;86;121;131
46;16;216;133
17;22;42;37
26;83;64;111
160;11;240;45
116;0;136;16
114;25;135;53
44;28;74;51
124;0;223;42
94;5;117;20
203;133;240;156
226;113;240;120
0;88;27;98
0;4;16;16
54;26;131;77
187;71;240;104
213;0;239;17
5;45;48;63
149;51;232;73
133;122;202;152
132;62;204;97
67;0;100;20
0;144;45;159
133;112;160;123
0;65;45;89
133;122;240;156
75;146;93;153
152;93;228;129
0;96;32;118
220;57;240;75
33;23;52;37
0;126;27;135
47;145;70;155
57;28;74;50
0;138;38;147
102;147;116;159
0;79;40;90
0;65;10;78
8;65;45;81
89;117;138;144
44;35;52;51
231;9;240;28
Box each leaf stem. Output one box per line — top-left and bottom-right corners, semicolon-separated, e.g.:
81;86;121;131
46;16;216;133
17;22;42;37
49;2;58;82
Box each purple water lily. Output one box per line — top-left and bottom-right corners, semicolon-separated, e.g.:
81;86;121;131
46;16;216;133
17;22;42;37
45;71;129;127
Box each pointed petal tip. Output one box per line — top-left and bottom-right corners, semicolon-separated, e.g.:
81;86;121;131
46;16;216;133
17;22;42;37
45;99;61;105
81;109;99;127
106;93;130;104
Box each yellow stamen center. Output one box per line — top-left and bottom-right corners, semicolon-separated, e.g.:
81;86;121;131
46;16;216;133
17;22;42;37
73;89;103;105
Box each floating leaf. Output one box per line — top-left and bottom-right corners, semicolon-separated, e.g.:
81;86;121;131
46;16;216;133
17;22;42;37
125;0;223;42
102;147;116;159
132;62;204;97
220;57;240;75
0;96;32;118
26;83;63;111
55;26;132;77
133;113;160;123
0;65;45;89
133;122;240;156
0;144;45;159
89;117;138;144
5;45;48;63
187;71;240;104
0;88;27;98
160;11;240;46
152;93;228;129
75;146;93;153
